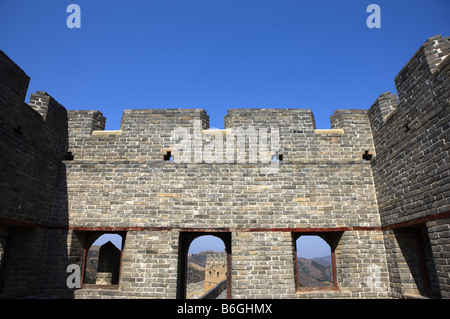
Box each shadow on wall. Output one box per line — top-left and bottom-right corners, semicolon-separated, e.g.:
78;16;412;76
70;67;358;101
392;227;441;298
0;50;73;298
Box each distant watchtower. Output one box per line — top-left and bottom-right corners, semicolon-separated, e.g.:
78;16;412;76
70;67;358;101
204;253;227;292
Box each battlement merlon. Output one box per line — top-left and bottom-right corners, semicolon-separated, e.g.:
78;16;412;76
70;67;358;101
0;51;67;126
224;108;374;135
330;109;373;134
67;110;106;135
0;50;68;158
368;35;449;132
367;92;399;131
120;108;210;132
0;50;30;107
394;34;450;104
224;109;316;132
206;253;227;265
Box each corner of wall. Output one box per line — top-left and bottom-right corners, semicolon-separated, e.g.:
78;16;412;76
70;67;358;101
0;50;30;107
394;35;450;104
367;92;399;130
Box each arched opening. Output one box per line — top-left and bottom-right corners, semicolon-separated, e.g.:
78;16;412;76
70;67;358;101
177;232;231;299
186;235;226;299
293;233;339;291
82;232;125;287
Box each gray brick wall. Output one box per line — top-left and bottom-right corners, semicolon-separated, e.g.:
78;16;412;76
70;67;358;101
368;34;449;298
368;35;449;226
0;34;448;299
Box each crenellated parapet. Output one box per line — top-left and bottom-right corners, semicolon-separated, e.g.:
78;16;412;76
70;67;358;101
394;34;449;105
0;51;68;226
368;34;449;227
206;253;227;265
65;107;375;164
1;34;448;299
204;253;227;292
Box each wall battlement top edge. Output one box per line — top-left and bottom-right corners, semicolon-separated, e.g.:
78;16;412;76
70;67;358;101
394;34;449;94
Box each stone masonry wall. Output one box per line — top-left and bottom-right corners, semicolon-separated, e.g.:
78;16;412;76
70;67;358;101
0;56;68;226
427;218;450;299
57;102;385;298
232;232;296;299
0;34;448;299
0;50;70;297
368;35;449;226
368;34;449;298
204;253;227;292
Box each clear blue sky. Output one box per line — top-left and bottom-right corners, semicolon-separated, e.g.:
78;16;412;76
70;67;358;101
188;235;226;254
94;233;331;258
187;235;331;258
1;1;448;255
1;0;449;130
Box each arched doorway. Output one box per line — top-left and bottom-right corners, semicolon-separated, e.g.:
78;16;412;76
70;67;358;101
82;232;125;287
177;232;231;299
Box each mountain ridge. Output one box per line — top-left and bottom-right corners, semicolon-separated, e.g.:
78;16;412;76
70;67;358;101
187;251;333;288
297;255;333;287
